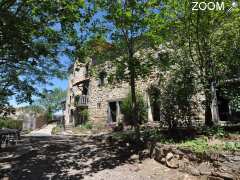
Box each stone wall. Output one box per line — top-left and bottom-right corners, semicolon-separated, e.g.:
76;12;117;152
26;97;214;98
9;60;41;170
88;76;153;125
153;143;240;179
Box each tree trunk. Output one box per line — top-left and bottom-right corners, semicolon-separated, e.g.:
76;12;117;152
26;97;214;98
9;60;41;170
204;82;214;126
128;47;140;140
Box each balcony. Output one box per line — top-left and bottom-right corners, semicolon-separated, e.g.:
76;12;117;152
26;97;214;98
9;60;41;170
74;95;89;107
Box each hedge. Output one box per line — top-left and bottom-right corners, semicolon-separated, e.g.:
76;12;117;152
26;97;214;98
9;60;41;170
0;117;22;130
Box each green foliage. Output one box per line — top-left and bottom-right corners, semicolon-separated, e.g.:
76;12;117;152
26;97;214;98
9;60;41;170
160;60;196;129
141;128;166;143
120;91;147;126
81;121;93;130
161;0;240;125
224;142;240;151
0;0;92;110
179;137;209;153
74;121;93;132
229;95;240;112
34;88;66;120
202;126;226;138
179;137;240;153
111;130;136;142
0;117;22;130
80;109;89;122
90;1;163;135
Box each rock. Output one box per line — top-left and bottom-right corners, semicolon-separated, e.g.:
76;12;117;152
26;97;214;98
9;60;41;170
181;174;194;180
229;156;240;162
154;147;165;162
166;157;179;169
207;176;224;180
212;172;235;180
139;149;149;159
178;159;190;171
186;165;200;176
166;152;174;161
1;177;9;180
130;154;139;161
172;148;184;156
160;158;165;164
198;162;212;175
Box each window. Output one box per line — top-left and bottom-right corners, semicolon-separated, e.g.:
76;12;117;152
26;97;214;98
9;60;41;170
98;71;107;87
97;102;101;109
85;63;89;77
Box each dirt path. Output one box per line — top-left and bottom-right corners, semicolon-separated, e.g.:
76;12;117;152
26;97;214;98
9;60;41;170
27;123;56;137
0;135;199;180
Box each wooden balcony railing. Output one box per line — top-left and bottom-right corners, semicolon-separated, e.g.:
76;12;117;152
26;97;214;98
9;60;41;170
74;95;88;107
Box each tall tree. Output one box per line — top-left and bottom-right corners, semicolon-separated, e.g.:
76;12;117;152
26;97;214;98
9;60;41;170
161;0;240;125
92;0;162;138
34;88;67;120
0;0;90;111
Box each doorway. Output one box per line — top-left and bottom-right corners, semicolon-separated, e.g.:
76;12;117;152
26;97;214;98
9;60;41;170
109;102;117;123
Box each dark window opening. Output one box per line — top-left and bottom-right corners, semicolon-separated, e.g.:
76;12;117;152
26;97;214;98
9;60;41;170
82;81;89;95
98;71;107;86
85;63;89;78
97;102;101;109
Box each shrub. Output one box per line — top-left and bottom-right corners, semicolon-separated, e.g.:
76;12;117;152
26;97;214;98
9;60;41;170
179;137;209;153
113;122;124;132
159;63;196;130
81;121;92;129
202;126;226;137
80;109;89;122
120;91;147;126
0;117;22;130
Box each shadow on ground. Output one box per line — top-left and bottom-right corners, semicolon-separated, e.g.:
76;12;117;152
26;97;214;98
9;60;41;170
0;135;142;180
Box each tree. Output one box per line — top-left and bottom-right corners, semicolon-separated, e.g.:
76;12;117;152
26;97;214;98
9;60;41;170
160;0;240;126
0;0;89;112
91;0;162;138
121;91;147;126
34;88;67;121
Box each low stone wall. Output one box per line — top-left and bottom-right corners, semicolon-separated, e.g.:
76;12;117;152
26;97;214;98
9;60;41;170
152;143;240;180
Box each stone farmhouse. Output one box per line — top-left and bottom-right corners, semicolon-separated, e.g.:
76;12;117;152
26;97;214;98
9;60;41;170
64;59;160;128
63;45;206;129
63;50;240;128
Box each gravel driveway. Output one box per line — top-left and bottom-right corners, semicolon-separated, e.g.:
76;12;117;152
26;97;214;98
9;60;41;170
27;124;56;137
0;135;198;180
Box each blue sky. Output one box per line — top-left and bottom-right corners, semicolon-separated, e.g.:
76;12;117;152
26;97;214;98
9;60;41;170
9;55;71;107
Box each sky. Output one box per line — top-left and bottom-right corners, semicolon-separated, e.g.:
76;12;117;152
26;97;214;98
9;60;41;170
9;55;71;107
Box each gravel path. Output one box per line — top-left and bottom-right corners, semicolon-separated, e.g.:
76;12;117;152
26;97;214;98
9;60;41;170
0;135;199;180
27;123;56;137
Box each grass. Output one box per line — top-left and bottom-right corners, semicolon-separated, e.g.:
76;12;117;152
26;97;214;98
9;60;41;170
109;127;240;154
178;137;240;153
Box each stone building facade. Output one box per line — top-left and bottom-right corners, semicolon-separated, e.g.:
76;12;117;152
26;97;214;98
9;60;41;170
63;45;209;128
64;60;160;127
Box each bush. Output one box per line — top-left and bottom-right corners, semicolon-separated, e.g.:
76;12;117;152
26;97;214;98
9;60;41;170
81;121;92;129
120;91;147;126
113;122;124;132
0;117;22;130
80;109;89;122
159;63;196;130
202;126;226;137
